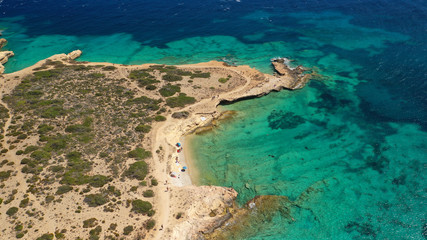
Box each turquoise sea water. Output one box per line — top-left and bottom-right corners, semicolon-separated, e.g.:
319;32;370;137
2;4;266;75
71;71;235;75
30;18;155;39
1;0;426;239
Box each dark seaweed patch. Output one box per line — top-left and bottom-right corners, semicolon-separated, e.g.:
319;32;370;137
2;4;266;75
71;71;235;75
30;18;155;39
267;110;305;130
344;221;377;238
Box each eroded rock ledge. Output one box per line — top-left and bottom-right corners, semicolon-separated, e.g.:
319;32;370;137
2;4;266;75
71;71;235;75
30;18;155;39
0;38;14;74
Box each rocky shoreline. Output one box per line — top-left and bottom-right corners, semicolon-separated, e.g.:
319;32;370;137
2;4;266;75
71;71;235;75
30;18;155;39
0;38;14;74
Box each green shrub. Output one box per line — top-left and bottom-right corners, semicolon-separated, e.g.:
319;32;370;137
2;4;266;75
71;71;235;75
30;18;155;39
218;77;230;83
49;165;64;173
30;150;51;161
38;124;54;134
190;72;211;78
135;124;151;133
45;195;54;203
151;178;158;186
88;73;105;78
33;70;59;79
17;134;27;140
102;66;117;71
171;111;189;119
88;175;112;188
36;233;54;240
56;185;73;195
166;93;196;108
0;170;11;181
145;85;157;90
83;218;98;228
154;115;166;122
123;225;134;235
16;232;25;238
124;161;148;180
159;84;180;97
19;198;29;208
40;106;66;118
146;219;155;230
89;226;102;240
14;224;23;231
16;150;24;155
84;194;108;207
143;190;154;198
162;74;182;82
44;135;68;152
131;199;152;214
127;148;151;160
24;145;39;154
6;207;18;216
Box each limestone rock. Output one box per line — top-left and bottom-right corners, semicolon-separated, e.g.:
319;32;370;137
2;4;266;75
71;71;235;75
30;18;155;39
0;51;14;64
67;50;82;60
0;38;7;50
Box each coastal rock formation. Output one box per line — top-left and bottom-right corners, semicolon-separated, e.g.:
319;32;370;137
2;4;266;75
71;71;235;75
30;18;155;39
204;195;295;239
0;38;14;74
271;57;311;89
66;49;82;60
168;186;238;240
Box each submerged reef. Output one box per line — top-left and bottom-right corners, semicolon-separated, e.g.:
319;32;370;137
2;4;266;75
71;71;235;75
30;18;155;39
267;110;306;130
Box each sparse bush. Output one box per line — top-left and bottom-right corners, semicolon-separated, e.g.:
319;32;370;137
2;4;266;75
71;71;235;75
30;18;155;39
30;150;51;161
19;198;29;208
102;66;117;71
83;218;98;228
124;161;148;180
146;219;155;230
14;224;23;231
6;207;18;216
166;93;196;108
171;111;189;119
162;74;182;82
159;84;180;97
135;124;151;133
151;178;158;186
143;190;154;198
84;193;108;207
89;226;102;240
56;185;73;195
24;145;39;154
89;175;112;188
190;72;210;78
145;85;156;90
154;115;166;122
16;232;25;238
36;233;54;240
123;225;134;235
37;124;54;134
218;77;230;83
131;199;152;214
0;170;11;181
127;148;151;160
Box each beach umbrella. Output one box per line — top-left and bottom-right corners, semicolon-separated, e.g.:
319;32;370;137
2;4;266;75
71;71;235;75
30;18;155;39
183;166;187;169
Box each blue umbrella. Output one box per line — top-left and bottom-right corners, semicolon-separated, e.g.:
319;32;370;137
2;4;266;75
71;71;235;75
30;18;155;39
183;166;187;169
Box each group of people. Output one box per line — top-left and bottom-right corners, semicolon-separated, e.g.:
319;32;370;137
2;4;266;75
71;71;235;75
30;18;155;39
169;142;188;178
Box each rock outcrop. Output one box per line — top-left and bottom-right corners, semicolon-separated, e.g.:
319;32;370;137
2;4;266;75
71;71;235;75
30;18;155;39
66;50;82;60
0;38;14;74
168;186;238;240
271;57;311;89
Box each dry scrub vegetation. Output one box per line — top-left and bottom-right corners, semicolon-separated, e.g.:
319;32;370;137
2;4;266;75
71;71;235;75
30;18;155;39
0;58;244;239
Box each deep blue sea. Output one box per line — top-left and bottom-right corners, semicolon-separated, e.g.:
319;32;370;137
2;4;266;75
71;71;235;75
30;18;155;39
1;0;426;239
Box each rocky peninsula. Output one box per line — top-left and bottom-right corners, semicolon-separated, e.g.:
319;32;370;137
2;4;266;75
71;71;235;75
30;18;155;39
0;50;312;239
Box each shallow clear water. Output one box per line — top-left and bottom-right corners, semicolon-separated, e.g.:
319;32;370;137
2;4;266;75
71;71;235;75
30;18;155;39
1;0;426;239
